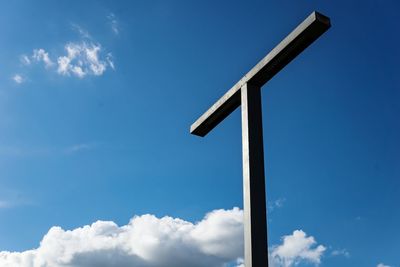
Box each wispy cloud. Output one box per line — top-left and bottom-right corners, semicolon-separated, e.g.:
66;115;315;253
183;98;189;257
0;188;33;210
268;197;286;213
0;199;26;210
17;20;115;81
107;13;119;35
106;52;115;70
19;54;31;65
65;143;96;154
18;42;113;79
12;74;24;84
331;248;350;258
0;200;10;209
57;42;113;78
71;23;91;39
32;49;54;68
377;263;391;267
0;143;98;157
0;145;51;157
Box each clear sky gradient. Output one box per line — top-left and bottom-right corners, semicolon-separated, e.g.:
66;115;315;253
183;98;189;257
0;1;399;267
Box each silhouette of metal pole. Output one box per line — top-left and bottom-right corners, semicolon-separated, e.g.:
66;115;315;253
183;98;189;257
190;11;330;267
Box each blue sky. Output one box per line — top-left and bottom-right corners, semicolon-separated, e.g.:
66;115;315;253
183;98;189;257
0;1;399;266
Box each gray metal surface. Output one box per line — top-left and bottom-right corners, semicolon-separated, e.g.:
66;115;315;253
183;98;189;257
190;11;330;137
241;83;268;267
190;11;330;267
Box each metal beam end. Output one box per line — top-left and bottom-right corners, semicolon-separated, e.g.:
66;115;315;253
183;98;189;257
313;11;331;28
190;124;206;137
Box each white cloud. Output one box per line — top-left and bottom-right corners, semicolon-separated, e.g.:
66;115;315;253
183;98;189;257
0;208;326;267
331;248;350;258
71;24;91;39
106;53;115;70
0;189;32;209
0;198;30;209
377;263;391;267
19;37;113;79
235;258;244;267
268;198;286;212
271;230;326;267
0;208;244;267
12;74;24;84
107;13;119;35
56;42;113;78
65;143;96;154
57;55;71;76
71;65;86;78
20;54;31;65
32;49;54;68
0;143;97;157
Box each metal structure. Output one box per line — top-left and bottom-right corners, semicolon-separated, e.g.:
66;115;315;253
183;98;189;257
190;11;330;267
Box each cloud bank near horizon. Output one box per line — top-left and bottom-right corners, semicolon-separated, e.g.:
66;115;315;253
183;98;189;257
0;208;326;267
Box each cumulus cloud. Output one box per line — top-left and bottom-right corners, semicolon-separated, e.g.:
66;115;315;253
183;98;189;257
12;74;24;84
0;208;244;267
235;258;244;267
377;263;391;267
271;230;326;267
0;208;326;267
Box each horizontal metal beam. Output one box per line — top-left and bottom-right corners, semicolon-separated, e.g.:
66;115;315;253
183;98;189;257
190;11;330;137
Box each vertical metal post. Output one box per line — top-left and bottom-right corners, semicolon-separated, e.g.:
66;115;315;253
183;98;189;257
190;12;330;267
241;83;268;267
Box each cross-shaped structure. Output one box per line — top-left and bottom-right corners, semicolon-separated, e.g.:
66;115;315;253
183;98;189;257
190;11;331;267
